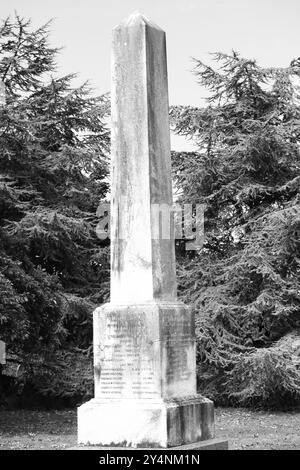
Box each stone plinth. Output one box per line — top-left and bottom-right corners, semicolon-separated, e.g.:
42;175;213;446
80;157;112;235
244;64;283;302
78;302;214;447
93;302;196;399
78;396;214;448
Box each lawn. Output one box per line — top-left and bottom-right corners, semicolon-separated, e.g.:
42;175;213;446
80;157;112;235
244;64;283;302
0;407;299;450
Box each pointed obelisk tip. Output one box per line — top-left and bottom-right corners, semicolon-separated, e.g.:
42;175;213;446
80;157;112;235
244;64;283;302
114;11;164;32
126;11;147;25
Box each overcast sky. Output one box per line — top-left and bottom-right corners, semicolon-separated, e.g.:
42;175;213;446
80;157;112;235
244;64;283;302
1;0;299;149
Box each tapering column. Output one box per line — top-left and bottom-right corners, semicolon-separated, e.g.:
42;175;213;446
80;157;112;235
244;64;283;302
110;12;176;304
77;12;224;449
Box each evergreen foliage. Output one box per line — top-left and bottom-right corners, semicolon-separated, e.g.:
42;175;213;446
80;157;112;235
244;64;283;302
171;52;300;408
0;14;110;405
1;14;299;409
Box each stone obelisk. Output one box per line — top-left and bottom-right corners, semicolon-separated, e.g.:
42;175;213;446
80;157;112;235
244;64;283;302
78;12;225;449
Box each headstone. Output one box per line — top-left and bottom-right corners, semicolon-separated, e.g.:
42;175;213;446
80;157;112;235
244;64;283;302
78;12;227;449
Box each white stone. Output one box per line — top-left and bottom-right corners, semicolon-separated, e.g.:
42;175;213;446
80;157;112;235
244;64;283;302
110;11;176;304
92;303;196;400
78;396;214;448
77;12;217;448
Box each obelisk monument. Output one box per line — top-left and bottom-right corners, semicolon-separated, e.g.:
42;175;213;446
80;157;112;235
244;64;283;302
78;12;224;449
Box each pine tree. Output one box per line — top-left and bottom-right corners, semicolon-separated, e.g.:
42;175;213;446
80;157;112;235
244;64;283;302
171;52;300;408
0;14;110;404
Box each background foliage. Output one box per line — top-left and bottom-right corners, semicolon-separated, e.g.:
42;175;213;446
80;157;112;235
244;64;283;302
171;51;300;408
0;15;299;409
0;15;110;406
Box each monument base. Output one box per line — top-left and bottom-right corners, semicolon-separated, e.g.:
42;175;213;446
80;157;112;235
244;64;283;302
78;396;215;448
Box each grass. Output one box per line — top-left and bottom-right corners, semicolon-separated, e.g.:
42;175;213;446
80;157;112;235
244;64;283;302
0;407;299;450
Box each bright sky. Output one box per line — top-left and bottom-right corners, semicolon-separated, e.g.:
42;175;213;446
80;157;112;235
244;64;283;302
1;0;300;149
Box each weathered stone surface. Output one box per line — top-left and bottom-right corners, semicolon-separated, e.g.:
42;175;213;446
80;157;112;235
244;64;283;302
77;11;226;450
77;302;214;447
110;12;176;304
92;303;196;400
78;395;214;448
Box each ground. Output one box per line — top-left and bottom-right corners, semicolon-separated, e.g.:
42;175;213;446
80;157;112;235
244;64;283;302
0;407;299;450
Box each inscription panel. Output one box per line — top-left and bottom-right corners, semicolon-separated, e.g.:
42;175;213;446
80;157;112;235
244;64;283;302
93;303;196;400
94;309;160;399
161;307;196;397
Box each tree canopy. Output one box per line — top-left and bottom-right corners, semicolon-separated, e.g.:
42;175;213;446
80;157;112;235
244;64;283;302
171;51;300;408
0;14;110;405
1;14;299;409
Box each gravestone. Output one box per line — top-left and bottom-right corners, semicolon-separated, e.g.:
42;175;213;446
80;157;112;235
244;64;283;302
78;12;227;449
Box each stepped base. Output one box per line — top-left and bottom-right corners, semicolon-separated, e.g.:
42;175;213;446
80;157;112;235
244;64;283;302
78;396;214;448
